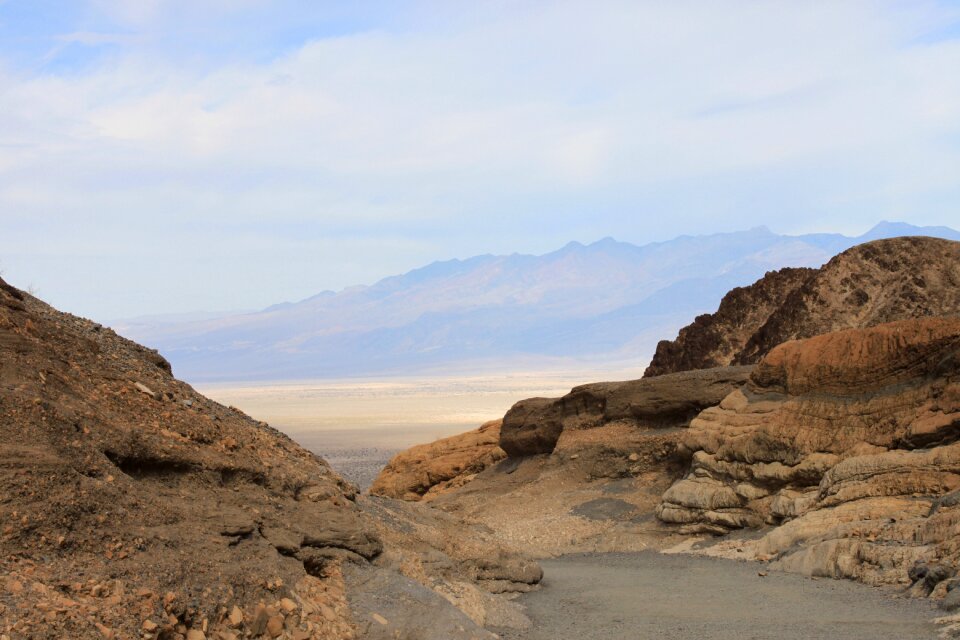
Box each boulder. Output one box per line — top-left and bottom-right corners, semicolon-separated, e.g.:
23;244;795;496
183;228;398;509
369;420;506;500
499;367;752;458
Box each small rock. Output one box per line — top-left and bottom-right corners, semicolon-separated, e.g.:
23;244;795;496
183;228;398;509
569;454;580;460
94;623;114;639
628;452;640;462
228;605;243;627
142;620;158;632
185;630;206;640
278;598;297;614
318;604;336;622
372;613;389;625
266;615;284;638
134;382;161;401
250;606;269;635
758;571;768;577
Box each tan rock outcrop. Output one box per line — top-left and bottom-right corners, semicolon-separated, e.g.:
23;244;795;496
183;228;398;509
499;366;753;457
369;420;506;501
657;317;960;591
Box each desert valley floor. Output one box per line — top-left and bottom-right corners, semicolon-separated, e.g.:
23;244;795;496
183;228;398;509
197;371;638;488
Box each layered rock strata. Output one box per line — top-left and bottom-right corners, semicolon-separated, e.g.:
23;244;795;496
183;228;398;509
499;366;753;458
657;318;960;591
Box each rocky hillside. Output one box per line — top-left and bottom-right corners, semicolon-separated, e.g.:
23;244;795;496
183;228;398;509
0;277;540;640
657;318;960;595
645;236;960;376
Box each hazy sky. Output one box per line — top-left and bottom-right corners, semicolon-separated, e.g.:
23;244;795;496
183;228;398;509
1;1;959;320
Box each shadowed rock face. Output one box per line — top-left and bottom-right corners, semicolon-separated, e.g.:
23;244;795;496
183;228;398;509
645;237;960;377
657;318;960;591
0;276;538;640
499;367;753;458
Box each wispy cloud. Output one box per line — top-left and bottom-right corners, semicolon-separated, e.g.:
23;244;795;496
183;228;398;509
0;1;959;319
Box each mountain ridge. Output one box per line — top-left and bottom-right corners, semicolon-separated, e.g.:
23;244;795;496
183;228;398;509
112;222;960;382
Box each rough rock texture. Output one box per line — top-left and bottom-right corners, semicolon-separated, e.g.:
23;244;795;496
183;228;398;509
656;318;960;594
499;367;752;457
369;420;505;501
0;277;538;639
396;368;753;558
644;267;815;377
645;236;960;377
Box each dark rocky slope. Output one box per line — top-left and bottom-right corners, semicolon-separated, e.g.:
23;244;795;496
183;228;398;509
645;236;960;377
0;277;539;640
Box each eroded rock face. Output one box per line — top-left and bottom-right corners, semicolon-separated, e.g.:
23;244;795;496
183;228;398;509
396;367;753;557
646;236;960;377
369;420;506;501
499;367;753;458
0;277;538;640
657;317;960;590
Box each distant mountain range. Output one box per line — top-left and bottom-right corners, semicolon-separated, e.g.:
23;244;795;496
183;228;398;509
114;221;960;382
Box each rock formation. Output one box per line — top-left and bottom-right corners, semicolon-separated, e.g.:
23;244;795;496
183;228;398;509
363;236;960;611
0;277;538;640
365;367;751;557
657;317;960;592
498;367;753;457
645;236;960;376
369;420;506;501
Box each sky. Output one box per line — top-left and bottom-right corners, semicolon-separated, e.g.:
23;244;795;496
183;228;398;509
1;1;959;320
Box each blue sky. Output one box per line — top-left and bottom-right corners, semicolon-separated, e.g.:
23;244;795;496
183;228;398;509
1;1;959;319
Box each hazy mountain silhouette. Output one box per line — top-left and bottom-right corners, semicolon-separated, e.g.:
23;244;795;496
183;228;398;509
115;222;960;381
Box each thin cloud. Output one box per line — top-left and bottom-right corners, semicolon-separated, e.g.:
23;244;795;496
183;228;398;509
0;2;958;319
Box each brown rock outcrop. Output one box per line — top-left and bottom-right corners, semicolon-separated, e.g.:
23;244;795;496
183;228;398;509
0;277;538;639
369;420;506;501
656;317;960;591
390;367;753;557
645;236;960;377
499;366;752;457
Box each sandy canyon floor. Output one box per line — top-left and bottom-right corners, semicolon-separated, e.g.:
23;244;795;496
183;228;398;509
496;553;941;640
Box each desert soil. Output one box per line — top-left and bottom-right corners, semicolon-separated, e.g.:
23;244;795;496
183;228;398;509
495;552;941;640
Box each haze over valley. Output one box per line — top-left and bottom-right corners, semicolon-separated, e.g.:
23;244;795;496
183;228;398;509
116;221;960;383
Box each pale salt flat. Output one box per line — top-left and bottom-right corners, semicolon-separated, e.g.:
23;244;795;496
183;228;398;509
197;370;639;448
196;370;640;487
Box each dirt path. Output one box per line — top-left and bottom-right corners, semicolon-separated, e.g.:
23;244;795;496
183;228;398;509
495;552;941;640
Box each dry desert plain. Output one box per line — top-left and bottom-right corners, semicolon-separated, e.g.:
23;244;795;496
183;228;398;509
197;370;638;488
